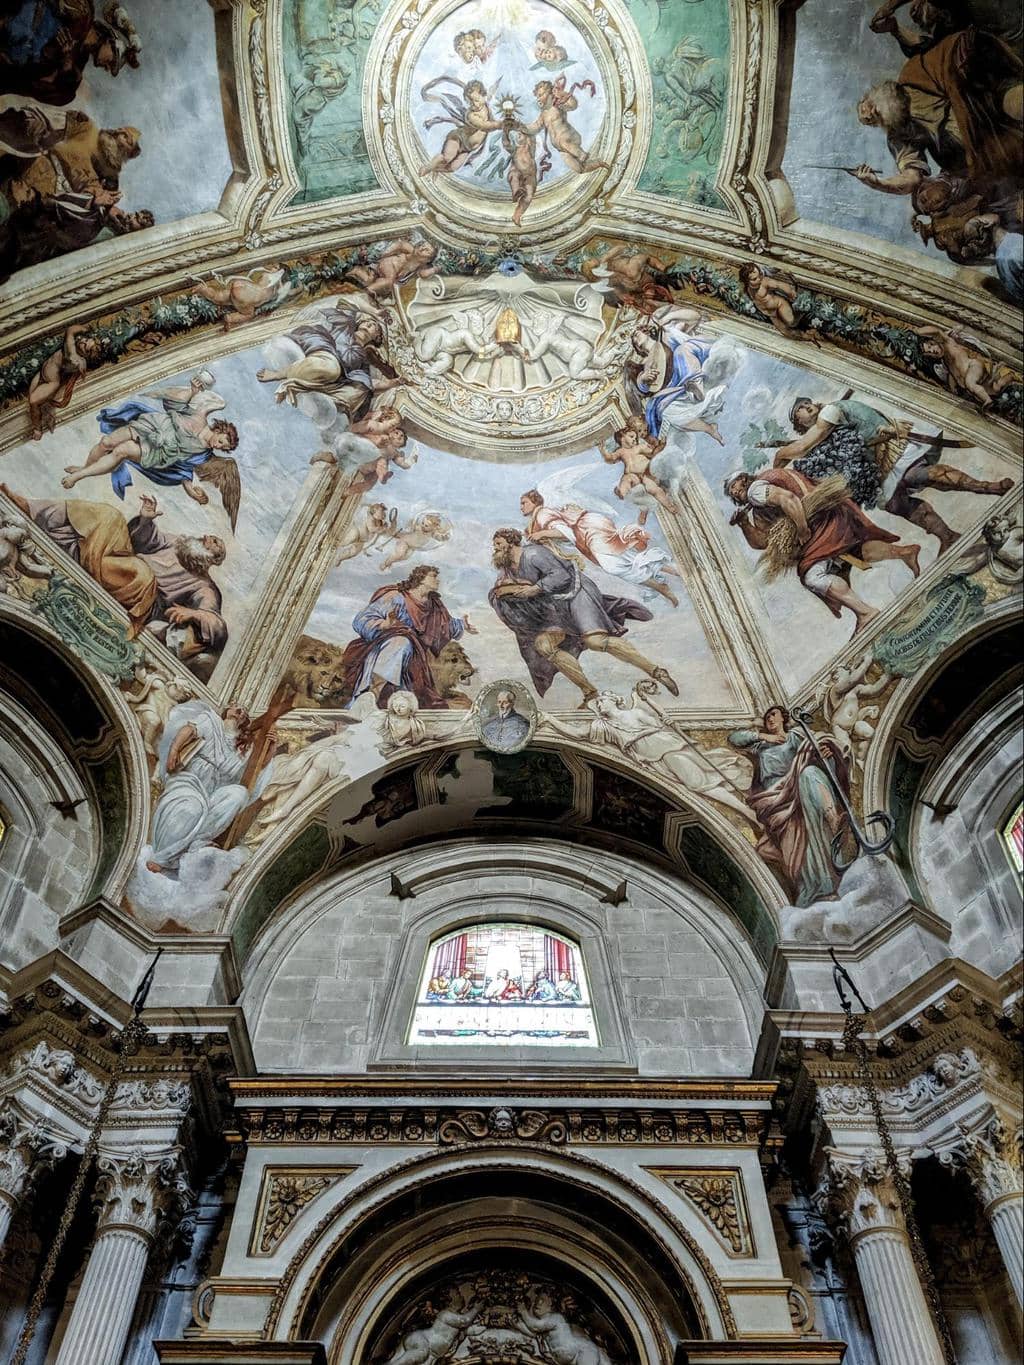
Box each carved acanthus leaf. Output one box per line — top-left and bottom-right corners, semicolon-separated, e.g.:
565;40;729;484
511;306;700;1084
671;1172;749;1255
93;1149;193;1240
941;1118;1023;1208
257;1172;342;1254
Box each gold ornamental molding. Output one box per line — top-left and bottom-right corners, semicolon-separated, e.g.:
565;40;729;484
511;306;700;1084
248;1166;355;1256
647;1166;754;1257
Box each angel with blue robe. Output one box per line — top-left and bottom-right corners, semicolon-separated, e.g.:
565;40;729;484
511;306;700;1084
62;371;241;529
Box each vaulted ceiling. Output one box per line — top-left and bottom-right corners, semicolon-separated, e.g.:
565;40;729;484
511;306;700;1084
0;0;1020;940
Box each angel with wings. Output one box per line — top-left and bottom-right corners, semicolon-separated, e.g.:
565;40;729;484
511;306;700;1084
63;370;242;531
520;476;684;607
418;77;503;177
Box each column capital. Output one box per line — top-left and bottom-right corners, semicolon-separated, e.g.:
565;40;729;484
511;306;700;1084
93;1148;194;1243
0;1105;69;1208
941;1117;1023;1210
819;1147;912;1239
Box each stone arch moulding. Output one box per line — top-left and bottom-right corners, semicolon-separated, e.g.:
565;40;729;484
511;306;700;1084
265;1145;736;1348
0;599;151;914
239;837;768;1075
863;600;1023;823
225;740;784;974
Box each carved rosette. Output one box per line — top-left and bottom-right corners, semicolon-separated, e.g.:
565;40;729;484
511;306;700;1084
93;1150;193;1244
252;1169;350;1255
0;1108;68;1209
668;1172;750;1256
942;1118;1024;1210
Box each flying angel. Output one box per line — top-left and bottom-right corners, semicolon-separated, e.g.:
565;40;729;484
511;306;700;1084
418;76;504;177
525;466;684;607
64;378;244;531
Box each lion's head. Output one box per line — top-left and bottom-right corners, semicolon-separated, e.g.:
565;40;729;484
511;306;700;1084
432;640;476;707
289;636;348;708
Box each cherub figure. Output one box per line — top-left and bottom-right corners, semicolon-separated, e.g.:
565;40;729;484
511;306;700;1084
418;77;502;177
345;240;438;299
380;511;452;569
383;1287;481;1365
376;690;428;754
335;502;398;564
413;309;515;376
601;419;679;515
503;120;539;225
192;265;293;332
532;30;572;69
523;79;608;176
738;263;820;346
0;517;52;598
27;323;104;439
516;1289;613;1365
918;326;1017;410
345;437;419;497
524;310;622;380
453;28;495;65
822;651;891;766
585;245;673;309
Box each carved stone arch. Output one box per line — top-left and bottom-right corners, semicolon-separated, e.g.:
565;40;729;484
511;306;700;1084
239;836;768;1074
266;1144;737;1350
0;602;150;914
224;736;782;972
861;601;1022;906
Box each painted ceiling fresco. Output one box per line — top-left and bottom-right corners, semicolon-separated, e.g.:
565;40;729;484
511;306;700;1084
0;0;1020;946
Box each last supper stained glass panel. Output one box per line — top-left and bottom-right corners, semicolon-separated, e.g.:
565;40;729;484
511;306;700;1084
410;923;598;1046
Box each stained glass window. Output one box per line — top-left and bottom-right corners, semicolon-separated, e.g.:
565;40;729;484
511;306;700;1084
1004;802;1023;875
410;923;597;1047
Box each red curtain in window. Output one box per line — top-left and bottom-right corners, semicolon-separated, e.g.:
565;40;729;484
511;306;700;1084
433;933;468;979
544;934;573;982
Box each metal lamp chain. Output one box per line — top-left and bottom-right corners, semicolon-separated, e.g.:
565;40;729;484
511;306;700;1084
10;952;160;1365
840;1007;958;1364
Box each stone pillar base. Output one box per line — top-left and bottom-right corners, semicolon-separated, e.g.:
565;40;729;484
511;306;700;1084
155;1346;326;1365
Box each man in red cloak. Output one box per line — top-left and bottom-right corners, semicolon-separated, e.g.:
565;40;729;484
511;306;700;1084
338;564;477;709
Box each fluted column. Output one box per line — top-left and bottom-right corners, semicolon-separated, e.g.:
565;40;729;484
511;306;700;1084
825;1151;944;1365
944;1118;1024;1310
0;1108;68;1249
55;1150;191;1365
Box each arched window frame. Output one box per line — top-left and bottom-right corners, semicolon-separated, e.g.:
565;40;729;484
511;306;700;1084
408;921;599;1048
371;880;635;1071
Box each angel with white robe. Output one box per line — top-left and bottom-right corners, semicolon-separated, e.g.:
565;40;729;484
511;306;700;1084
546;681;757;824
148;701;272;874
524;473;683;606
64;375;242;530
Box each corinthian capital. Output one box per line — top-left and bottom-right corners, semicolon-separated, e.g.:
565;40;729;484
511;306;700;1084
0;1107;68;1207
942;1118;1023;1209
93;1149;194;1242
820;1147;912;1239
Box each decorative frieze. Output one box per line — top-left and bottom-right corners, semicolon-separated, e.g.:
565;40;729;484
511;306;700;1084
250;1167;353;1256
237;1104;770;1148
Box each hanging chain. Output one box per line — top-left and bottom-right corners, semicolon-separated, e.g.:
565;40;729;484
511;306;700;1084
10;953;159;1365
839;1006;958;1364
